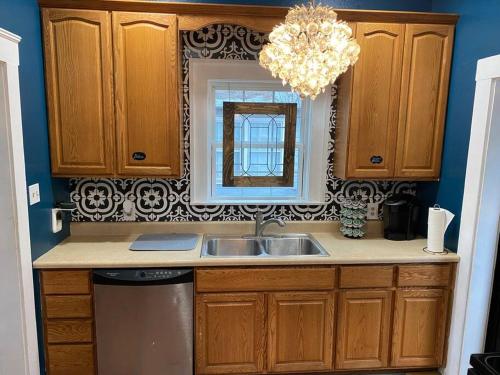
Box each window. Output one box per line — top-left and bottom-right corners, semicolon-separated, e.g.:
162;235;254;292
190;59;330;204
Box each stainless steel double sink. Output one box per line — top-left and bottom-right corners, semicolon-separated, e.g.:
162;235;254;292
201;234;329;258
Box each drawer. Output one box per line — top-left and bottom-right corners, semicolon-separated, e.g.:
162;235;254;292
340;266;394;288
47;344;95;375
46;320;93;344
398;264;452;287
45;295;93;319
42;270;91;295
196;267;336;292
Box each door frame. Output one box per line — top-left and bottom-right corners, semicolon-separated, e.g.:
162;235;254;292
0;28;40;375
445;54;500;374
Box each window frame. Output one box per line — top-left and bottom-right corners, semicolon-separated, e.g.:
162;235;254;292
189;58;330;205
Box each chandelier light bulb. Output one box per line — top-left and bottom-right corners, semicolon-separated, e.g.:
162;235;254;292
259;2;361;99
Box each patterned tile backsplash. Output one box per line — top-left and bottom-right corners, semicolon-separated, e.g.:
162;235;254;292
70;25;416;223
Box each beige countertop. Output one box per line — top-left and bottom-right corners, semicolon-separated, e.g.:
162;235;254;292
32;222;459;269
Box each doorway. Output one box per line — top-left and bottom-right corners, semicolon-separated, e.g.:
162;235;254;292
0;28;40;375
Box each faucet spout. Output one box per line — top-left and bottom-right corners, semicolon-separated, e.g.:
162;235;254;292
254;210;286;237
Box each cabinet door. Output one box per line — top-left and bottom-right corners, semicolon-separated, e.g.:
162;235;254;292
347;23;404;178
391;289;449;368
395;24;454;179
113;12;181;177
42;9;115;176
336;290;393;370
196;293;265;374
268;292;334;373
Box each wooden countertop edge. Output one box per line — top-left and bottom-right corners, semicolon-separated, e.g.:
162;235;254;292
37;0;459;25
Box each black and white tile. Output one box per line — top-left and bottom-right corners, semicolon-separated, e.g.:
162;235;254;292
70;24;416;222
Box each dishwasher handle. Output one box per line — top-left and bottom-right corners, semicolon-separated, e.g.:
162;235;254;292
93;268;193;286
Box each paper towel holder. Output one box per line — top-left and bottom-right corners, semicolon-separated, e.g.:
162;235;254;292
423;247;449;255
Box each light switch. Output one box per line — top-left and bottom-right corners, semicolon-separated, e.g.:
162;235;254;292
28;183;40;205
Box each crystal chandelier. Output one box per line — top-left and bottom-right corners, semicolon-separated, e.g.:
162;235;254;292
259;1;360;99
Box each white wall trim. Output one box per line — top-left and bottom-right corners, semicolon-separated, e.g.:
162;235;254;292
189;58;330;205
0;28;40;375
444;54;500;375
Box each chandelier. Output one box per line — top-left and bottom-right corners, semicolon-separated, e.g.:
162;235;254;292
259;1;360;99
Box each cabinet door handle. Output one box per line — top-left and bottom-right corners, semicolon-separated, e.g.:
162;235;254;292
370;155;383;164
132;152;146;161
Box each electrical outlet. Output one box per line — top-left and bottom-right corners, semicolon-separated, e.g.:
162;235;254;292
28;183;40;205
367;202;379;220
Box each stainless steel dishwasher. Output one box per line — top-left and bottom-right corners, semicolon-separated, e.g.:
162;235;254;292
93;268;193;375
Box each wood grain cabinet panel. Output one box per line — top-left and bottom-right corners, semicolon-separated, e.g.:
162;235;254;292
267;292;334;373
42;8;115;176
196;293;265;374
44;295;93;319
339;266;394;288
398;264;451;287
343;22;405;179
42;270;91;295
336;290;393;370
196;267;336;293
395;24;454;178
113;12;181;177
391;289;449;368
47;344;95;375
46;320;93;344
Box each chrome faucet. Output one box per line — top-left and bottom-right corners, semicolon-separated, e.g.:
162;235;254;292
254;210;286;237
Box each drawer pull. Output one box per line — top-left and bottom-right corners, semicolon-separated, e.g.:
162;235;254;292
370;155;383;164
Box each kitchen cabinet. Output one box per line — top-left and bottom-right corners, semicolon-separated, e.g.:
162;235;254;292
40;270;96;375
391;289;450;367
395;24;454;178
195;293;266;374
40;263;455;375
336;290;392;370
113;12;181;177
42;9;115;176
337;22;404;179
42;9;181;177
268;292;334;372
336;23;455;180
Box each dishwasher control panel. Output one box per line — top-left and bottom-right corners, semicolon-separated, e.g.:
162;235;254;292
93;268;193;283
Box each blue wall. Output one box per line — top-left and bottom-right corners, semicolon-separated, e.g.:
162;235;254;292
0;0;70;258
417;0;500;251
0;0;70;372
177;0;432;11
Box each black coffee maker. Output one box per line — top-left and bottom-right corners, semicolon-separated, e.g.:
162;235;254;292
383;194;419;241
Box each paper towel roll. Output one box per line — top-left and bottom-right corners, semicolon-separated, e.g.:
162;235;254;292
427;206;454;253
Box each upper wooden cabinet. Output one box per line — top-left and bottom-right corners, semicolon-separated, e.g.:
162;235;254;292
42;9;115;176
340;22;405;179
336;22;454;180
395;24;454;178
113;12;180;176
42;9;181;177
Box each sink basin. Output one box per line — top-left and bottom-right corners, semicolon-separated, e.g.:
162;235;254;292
204;238;264;257
201;234;329;258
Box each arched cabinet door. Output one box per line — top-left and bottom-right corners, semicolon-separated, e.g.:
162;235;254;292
113;12;181;177
346;22;405;179
42;9;115;176
395;24;454;179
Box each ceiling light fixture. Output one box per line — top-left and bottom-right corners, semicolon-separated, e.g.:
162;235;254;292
259;0;360;99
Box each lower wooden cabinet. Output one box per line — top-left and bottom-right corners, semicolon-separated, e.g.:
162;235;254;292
336;290;393;370
268;292;334;372
391;288;450;368
195;293;266;374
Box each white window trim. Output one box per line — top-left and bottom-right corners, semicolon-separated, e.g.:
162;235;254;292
189;58;330;205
